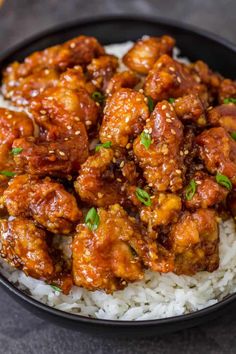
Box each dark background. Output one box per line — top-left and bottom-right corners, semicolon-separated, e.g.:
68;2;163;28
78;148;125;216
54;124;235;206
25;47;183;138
0;0;236;353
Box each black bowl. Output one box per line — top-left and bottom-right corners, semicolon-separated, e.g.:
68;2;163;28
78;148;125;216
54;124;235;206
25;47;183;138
0;15;236;337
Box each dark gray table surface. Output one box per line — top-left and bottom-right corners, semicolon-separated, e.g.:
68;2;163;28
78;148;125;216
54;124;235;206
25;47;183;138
0;1;236;353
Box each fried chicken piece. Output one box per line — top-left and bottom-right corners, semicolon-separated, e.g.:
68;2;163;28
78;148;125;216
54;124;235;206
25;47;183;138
133;101;184;192
173;93;207;126
87;55;119;92
106;71;140;95
144;54;206;101
30;86;98;139
74;147;123;207
190;60;222;100
2;35;104;105
185;172;228;209
4;175;81;234
0;218;54;279
123;35;175;75
73;204;173;292
59;65;95;94
0;108;34;146
12;135;88;176
207;103;236;133
218;79;236;104
73;205;144;292
2;68;60;106
140;193;182;228
99;88;149;147
196;127;236;185
0;108;34;170
3;35;104;80
170;209;219;274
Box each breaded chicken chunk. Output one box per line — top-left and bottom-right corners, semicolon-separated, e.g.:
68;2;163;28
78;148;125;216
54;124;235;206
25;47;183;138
4;175;81;234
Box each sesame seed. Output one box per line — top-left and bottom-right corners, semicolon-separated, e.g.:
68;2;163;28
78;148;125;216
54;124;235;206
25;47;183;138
166;119;172;123
107;135;112;138
117;178;122;182
166;112;171;118
64;138;69;141
139;89;144;93
120;161;125;168
40;110;46;115
98;192;104;198
184;150;189;155
75;131;80;135
180;151;183;156
86;120;92;126
112;157;116;163
126;143;131;149
177;77;181;83
169;66;175;72
125;117;130;123
176;169;181;174
49;150;54;154
59;151;66;156
196;181;201;185
171;129;176;135
74;117;80;121
67;125;72;130
149;128;153;134
148;183;153;187
161;105;167;110
70;42;76;48
47;97;53;100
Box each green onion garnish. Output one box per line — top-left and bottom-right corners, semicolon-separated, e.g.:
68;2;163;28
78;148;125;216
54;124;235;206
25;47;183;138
185;180;197;201
168;98;175;103
230;132;236;141
0;171;16;177
85;207;100;231
215;172;232;190
135;187;152;206
147;96;154;112
10;147;23;156
91;91;104;104
140;131;152;150
95;141;112;152
50;285;62;292
223;97;236;104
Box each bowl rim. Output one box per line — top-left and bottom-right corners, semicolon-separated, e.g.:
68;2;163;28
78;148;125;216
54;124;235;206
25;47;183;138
1;14;236;327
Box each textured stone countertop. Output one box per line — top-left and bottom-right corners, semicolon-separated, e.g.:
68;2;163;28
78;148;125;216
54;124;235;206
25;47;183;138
0;1;236;353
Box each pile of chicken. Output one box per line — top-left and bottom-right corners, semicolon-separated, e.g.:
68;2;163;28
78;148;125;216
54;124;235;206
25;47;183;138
0;34;236;294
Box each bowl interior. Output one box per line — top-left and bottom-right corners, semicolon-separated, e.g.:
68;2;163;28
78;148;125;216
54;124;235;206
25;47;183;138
0;16;236;330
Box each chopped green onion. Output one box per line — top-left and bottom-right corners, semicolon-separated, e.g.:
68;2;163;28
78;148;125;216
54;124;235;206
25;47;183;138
135;187;152;206
168;98;175;103
147;96;154;112
50;285;62;292
185;179;197;201
223;97;236;104
10;147;23;156
85;207;100;231
215;172;232;190
230;131;236;141
0;170;16;177
140;131;152;149
95;141;112;152
91;91;104;104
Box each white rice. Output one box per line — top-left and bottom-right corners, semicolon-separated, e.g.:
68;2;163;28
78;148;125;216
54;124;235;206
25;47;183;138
0;41;236;321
